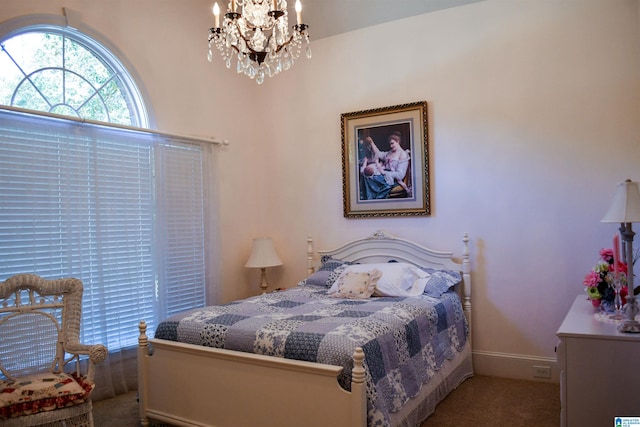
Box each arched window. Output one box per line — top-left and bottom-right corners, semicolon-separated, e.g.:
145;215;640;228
0;24;215;356
0;25;147;126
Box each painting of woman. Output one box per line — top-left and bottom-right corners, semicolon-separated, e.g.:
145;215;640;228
358;128;411;200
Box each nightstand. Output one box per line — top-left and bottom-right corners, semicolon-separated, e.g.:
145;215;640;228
556;295;640;427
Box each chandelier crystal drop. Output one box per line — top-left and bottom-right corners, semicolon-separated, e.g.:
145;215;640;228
208;0;311;84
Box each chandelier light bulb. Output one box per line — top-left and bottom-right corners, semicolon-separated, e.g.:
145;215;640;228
295;0;302;24
213;3;220;27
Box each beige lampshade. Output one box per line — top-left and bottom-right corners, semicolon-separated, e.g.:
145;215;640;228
602;180;640;223
245;237;283;268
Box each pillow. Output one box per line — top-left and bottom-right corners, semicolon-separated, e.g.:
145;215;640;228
328;269;382;299
327;263;430;297
319;256;354;271
297;257;354;287
421;268;462;297
299;270;333;287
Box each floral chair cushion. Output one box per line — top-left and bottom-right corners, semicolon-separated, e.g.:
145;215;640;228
0;372;93;419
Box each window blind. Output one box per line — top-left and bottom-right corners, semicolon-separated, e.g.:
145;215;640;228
0;108;212;350
155;143;206;319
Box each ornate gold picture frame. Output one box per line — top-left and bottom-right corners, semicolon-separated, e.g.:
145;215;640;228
341;101;429;218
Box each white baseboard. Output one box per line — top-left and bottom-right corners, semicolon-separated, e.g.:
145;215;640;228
472;350;559;383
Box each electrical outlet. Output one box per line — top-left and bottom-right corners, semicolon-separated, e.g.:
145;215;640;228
533;365;551;379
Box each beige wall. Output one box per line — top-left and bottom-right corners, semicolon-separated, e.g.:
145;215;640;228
261;0;640;364
2;0;640;378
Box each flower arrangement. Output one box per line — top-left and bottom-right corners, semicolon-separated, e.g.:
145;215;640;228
583;248;628;311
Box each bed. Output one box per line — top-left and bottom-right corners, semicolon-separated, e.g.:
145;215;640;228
137;230;472;427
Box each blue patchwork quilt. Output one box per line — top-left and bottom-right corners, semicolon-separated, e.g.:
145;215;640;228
154;285;468;427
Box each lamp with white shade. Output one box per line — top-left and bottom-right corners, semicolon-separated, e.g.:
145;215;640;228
245;237;283;294
602;179;640;333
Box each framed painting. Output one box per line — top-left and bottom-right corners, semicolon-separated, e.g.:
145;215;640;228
341;101;429;218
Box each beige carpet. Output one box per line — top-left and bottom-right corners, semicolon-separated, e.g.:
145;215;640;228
423;375;560;426
93;375;560;427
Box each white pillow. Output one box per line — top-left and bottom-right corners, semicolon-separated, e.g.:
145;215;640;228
327;263;430;297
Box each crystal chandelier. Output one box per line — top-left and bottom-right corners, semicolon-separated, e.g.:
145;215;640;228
208;0;311;84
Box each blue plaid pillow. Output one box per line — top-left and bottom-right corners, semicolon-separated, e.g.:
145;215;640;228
298;257;354;287
421;267;462;297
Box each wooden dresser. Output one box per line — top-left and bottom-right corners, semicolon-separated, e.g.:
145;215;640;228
556;295;640;427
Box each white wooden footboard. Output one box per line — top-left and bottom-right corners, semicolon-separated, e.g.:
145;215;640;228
138;321;366;427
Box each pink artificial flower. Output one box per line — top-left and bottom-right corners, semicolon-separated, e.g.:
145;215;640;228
600;248;614;263
583;271;601;287
591;298;601;308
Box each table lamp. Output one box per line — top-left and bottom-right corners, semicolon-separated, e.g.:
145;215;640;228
602;179;640;333
245;237;283;294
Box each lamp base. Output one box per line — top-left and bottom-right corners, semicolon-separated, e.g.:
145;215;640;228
259;267;269;294
618;319;640;333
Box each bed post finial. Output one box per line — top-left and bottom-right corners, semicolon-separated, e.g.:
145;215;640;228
351;347;365;384
307;236;314;276
138;320;148;347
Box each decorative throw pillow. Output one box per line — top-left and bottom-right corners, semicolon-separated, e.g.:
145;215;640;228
328;269;381;299
319;257;354;271
420;268;462;297
298;270;333;287
327;263;430;297
297;257;355;287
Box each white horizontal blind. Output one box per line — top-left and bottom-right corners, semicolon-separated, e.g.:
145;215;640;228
155;143;206;319
0;109;209;350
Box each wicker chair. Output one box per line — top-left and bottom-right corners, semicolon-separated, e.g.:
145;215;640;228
0;274;107;427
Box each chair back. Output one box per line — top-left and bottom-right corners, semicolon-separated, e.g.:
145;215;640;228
0;274;84;382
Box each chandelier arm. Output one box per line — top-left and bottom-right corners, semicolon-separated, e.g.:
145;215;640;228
227;23;295;60
272;34;295;54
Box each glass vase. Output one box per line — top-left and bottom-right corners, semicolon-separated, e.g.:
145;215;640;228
610;279;625;320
